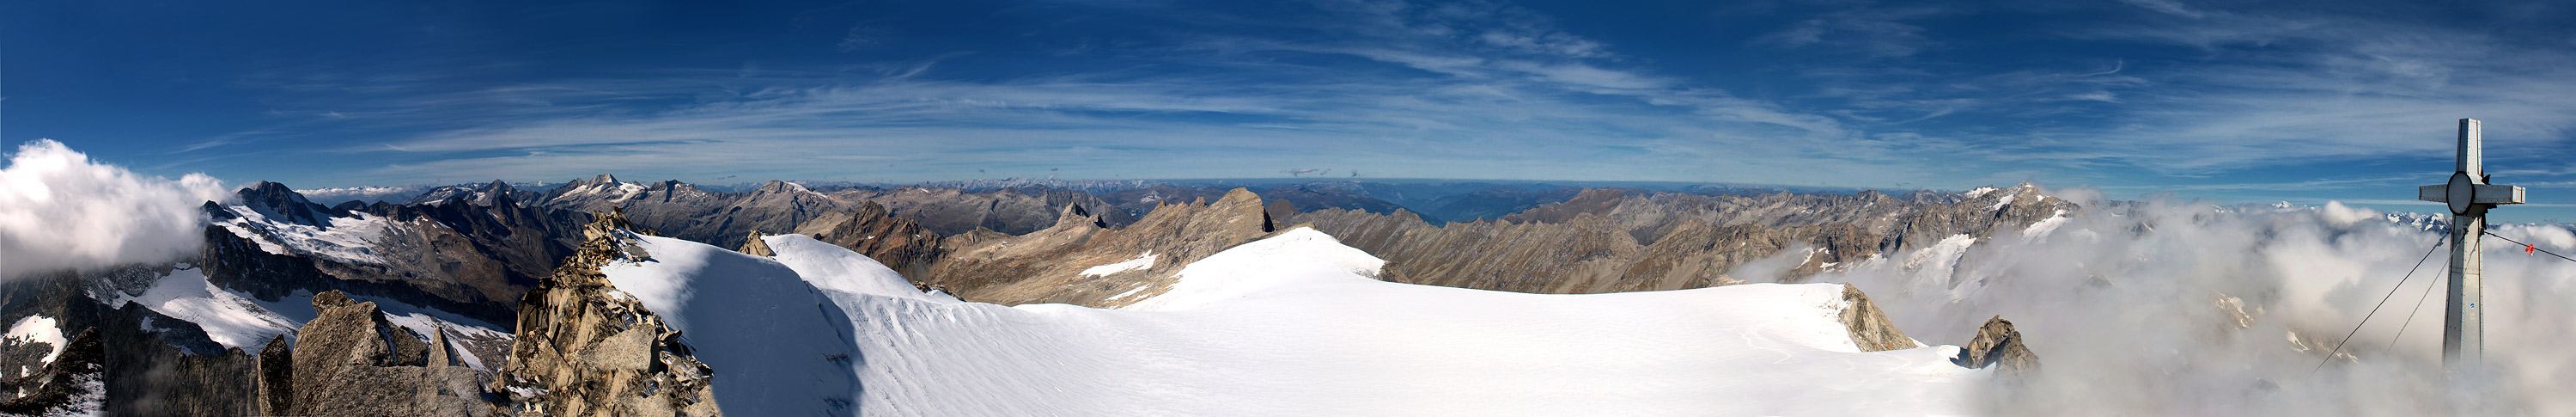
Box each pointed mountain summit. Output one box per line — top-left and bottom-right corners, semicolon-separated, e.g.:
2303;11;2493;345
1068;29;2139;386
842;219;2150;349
236;181;340;227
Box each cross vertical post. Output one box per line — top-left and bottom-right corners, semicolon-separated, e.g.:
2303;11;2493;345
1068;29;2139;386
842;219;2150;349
2416;118;2525;372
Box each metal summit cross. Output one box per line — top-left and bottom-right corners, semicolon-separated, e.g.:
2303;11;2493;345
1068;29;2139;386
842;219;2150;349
2415;118;2525;371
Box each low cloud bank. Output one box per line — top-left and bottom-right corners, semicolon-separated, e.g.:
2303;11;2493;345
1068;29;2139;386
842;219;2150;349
1812;190;2574;414
0;139;231;279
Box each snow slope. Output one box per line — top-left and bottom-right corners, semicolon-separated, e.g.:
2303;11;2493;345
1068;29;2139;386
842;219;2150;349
215;205;389;264
101;264;509;365
602;229;1982;415
111;267;301;351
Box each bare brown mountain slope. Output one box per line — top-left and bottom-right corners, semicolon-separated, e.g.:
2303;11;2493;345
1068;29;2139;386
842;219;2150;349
890;188;1277;307
784;184;2072;306
1286;183;2077;294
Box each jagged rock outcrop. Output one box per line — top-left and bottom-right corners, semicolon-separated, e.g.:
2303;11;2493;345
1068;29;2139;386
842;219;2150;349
1953;316;2041;378
491;210;722;416
792;202;946;279
259;291;493;416
0;328;105;415
736;230;776;256
921;188;1277;306
1837;283;1920;352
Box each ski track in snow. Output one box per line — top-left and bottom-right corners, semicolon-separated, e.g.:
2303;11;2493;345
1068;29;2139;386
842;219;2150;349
600;229;1985;416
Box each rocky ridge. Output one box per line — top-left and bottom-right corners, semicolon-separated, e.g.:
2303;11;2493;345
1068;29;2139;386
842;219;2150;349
909;188;1278;307
490;210;722;416
211;181;582;326
255;291;493;416
537;175;843;249
792;202;947;279
1284;183;2076;294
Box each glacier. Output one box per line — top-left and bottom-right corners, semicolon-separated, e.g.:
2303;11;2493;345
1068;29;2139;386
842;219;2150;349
594;227;1986;415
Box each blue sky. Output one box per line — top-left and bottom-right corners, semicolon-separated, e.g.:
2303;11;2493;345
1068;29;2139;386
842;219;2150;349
9;0;2576;220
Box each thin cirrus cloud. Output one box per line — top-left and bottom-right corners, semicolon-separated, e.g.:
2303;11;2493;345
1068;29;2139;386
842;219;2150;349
322;1;1909;186
20;0;2573;219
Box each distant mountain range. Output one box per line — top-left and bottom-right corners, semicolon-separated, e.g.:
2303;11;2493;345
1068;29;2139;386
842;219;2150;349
302;177;1891;227
0;174;2056;414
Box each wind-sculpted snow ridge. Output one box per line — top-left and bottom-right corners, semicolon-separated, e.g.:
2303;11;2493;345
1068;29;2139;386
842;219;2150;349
593;226;1990;415
594;232;863;416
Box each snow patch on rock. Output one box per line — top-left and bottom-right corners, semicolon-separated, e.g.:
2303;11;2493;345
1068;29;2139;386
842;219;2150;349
216;205;390;263
5;316;66;364
1079;251;1159;277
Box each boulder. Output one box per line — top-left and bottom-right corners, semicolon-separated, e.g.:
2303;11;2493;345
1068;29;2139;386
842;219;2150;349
1836;284;1921;352
263;290;495;416
1953;315;2041;379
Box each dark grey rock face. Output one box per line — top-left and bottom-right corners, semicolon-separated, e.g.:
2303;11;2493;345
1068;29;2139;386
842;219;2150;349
239;181;348;227
0;328;105;415
0;269;259;415
213;181;594;327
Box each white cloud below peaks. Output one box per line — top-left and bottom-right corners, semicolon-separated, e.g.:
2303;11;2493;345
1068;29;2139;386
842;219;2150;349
0;139;233;279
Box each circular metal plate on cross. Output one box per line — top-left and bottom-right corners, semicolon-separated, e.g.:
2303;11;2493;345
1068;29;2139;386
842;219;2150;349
2447;171;2476;214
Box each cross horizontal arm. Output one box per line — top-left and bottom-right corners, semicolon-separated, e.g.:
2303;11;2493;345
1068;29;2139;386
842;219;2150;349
2419;184;2525;204
2474;184;2525;205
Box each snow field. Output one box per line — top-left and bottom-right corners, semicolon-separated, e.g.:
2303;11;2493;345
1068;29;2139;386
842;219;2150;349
216;205;390;264
103;265;509;365
605;228;1984;415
